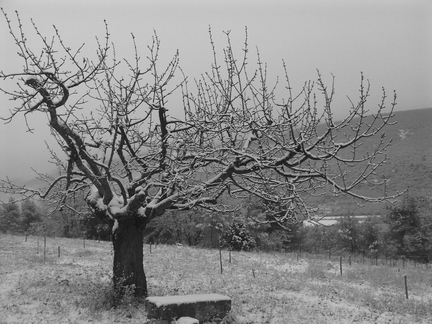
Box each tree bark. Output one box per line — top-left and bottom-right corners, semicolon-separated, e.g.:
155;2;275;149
112;217;147;299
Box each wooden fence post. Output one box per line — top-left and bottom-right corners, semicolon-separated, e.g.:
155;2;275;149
404;275;409;299
218;239;223;274
43;235;46;263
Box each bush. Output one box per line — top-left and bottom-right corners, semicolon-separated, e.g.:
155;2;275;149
385;195;432;262
222;222;255;251
0;198;23;234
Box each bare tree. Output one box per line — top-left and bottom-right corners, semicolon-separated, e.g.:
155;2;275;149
0;11;401;297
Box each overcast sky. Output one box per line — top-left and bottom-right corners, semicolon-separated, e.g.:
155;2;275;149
0;0;431;180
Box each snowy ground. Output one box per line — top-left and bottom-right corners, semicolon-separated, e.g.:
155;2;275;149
1;234;431;323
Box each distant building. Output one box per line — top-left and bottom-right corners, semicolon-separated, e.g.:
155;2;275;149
303;215;380;226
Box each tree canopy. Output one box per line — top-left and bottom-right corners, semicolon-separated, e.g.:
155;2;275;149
0;11;401;228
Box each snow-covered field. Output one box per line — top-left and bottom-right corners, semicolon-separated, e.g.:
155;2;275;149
1;234;431;323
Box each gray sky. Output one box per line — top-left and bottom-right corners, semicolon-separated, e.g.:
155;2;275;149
0;0;431;180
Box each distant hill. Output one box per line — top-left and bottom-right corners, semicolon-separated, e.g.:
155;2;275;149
2;107;432;216
312;107;432;215
378;108;432;195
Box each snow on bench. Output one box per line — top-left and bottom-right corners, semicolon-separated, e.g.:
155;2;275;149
145;293;231;323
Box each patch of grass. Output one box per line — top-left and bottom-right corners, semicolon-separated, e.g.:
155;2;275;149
305;261;330;280
299;258;432;323
0;234;149;323
72;249;95;258
2;234;432;323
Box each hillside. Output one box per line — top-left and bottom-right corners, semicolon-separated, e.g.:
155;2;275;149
312;107;432;216
378;107;432;197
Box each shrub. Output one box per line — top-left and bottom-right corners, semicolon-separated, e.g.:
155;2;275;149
222;222;255;251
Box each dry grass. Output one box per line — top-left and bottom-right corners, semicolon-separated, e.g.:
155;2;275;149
1;234;432;323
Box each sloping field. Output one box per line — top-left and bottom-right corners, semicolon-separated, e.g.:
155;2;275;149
1;234;432;323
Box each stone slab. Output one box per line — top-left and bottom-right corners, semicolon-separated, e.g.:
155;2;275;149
176;317;199;324
145;293;231;322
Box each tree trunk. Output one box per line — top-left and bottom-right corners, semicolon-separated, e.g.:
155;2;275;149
112;217;147;299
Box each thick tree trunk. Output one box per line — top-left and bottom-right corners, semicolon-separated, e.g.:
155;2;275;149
112;217;147;299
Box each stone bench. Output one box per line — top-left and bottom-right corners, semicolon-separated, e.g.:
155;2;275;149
145;293;231;323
